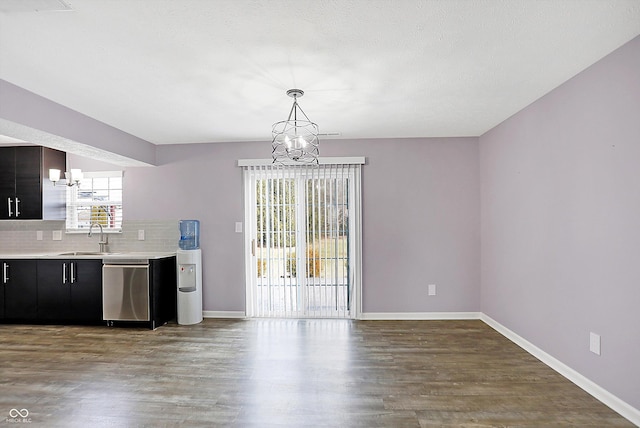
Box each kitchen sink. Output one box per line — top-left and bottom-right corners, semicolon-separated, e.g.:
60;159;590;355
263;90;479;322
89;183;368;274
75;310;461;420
56;251;119;256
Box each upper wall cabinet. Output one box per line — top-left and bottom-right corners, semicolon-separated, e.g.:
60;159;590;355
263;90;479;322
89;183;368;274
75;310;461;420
0;146;66;220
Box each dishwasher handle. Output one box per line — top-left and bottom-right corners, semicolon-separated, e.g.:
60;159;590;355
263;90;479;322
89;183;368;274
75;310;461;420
103;264;150;269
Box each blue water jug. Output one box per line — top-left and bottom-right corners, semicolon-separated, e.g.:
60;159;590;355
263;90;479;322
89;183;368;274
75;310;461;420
179;220;200;250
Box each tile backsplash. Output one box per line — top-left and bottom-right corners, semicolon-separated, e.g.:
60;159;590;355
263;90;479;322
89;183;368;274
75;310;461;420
0;220;179;253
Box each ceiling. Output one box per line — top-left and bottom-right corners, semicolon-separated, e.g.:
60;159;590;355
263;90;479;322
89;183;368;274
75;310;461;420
1;0;639;146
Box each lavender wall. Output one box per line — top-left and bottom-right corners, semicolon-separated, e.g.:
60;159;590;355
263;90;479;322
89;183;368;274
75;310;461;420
358;138;480;313
123;137;480;314
480;36;640;409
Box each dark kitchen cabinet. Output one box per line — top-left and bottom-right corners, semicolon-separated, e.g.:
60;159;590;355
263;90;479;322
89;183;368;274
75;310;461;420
37;260;70;321
149;256;177;329
0;265;3;319
0;146;66;220
1;259;38;320
37;259;103;322
0;150;17;219
70;259;103;321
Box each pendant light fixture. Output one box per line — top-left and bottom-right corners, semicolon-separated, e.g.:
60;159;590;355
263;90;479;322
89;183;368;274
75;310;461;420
272;89;319;164
49;168;83;186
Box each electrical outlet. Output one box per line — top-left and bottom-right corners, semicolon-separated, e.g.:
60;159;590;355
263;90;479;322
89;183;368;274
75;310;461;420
36;230;43;241
52;230;62;241
138;230;145;240
590;332;601;355
428;284;436;296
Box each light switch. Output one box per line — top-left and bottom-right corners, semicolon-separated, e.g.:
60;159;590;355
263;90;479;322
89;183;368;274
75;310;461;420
590;332;601;355
235;222;243;233
428;284;436;296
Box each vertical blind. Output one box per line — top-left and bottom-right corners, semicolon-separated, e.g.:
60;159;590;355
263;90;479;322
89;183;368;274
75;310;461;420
241;159;363;319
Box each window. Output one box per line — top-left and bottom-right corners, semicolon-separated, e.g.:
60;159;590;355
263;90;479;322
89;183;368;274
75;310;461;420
66;171;123;232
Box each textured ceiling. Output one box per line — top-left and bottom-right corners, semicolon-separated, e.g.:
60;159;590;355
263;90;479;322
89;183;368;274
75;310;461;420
1;0;639;145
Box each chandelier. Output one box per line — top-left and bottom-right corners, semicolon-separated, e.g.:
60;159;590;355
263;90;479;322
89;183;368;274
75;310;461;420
272;89;319;164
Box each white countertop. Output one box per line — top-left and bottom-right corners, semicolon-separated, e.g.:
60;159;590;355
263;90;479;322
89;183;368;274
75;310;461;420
0;252;176;260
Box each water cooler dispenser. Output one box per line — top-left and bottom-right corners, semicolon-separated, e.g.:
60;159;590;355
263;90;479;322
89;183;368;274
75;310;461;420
177;220;203;325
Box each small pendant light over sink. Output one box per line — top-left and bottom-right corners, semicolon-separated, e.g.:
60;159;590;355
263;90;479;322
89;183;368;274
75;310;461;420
49;168;83;186
272;89;319;164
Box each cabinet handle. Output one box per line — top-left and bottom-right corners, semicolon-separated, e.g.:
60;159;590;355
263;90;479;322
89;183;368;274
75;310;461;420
2;262;8;284
14;197;20;217
7;198;12;217
70;262;76;284
251;239;256;257
62;263;67;284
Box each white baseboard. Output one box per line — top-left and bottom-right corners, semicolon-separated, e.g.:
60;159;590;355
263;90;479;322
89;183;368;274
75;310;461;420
360;312;481;320
202;310;245;319
480;313;640;426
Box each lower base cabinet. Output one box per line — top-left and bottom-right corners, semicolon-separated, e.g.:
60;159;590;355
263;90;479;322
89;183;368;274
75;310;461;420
2;256;175;328
150;256;177;329
1;259;38;321
36;259;103;323
71;260;103;321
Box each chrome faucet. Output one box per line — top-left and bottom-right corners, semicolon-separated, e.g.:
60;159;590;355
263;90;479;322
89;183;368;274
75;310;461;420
89;222;108;253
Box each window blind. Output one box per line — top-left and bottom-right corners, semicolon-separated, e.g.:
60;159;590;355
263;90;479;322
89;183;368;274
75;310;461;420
66;171;123;231
242;161;362;319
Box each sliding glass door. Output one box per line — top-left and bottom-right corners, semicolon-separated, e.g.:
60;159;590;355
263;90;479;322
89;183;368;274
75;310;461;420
243;163;361;318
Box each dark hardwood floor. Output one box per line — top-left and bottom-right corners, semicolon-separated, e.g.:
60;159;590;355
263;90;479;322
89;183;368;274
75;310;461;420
0;319;633;427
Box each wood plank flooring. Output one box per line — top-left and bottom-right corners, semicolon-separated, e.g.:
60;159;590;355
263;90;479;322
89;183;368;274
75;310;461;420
0;319;633;427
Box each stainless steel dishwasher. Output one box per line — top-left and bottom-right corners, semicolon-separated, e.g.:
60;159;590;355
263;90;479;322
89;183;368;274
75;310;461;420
102;258;150;322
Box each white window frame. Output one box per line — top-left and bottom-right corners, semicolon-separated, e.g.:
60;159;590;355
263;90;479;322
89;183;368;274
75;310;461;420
65;170;123;234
